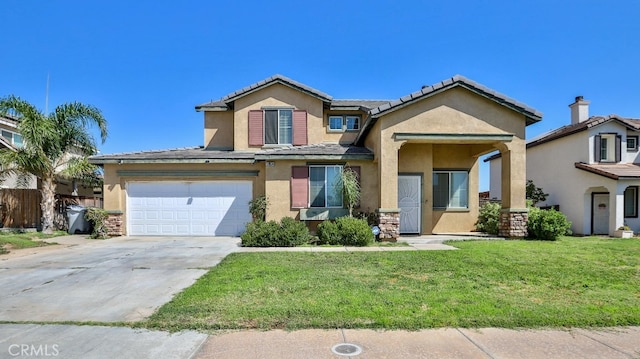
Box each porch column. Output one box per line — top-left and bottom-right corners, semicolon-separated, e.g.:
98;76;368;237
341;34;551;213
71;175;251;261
377;139;404;240
497;139;528;238
612;183;626;235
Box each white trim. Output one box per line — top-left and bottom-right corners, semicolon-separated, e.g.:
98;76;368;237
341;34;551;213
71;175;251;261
309;165;344;208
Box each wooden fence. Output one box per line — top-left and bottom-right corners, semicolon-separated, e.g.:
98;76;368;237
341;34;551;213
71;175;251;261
0;189;41;228
0;189;103;229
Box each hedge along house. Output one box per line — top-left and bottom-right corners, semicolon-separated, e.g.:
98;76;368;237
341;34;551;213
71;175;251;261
89;74;541;239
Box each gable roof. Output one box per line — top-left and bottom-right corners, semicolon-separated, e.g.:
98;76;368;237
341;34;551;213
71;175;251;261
484;115;640;162
196;74;334;111
88;146;256;164
527;115;640;149
355;75;543;145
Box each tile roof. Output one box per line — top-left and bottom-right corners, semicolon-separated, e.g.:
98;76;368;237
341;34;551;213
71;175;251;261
196;74;333;111
89;146;256;164
255;143;373;160
368;75;542;123
357;75;543;146
485;115;640;162
575;162;640;179
330;100;391;111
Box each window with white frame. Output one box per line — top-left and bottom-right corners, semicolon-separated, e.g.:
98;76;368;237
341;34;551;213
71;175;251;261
627;136;638;151
309;165;343;207
265;109;293;145
1;130;23;148
598;133;617;162
433;170;469;209
624;186;638;218
328;115;360;132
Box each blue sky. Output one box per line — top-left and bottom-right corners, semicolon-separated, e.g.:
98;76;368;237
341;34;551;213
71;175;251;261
2;0;639;190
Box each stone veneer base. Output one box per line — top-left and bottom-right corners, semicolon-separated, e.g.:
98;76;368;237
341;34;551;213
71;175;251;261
105;211;123;237
498;209;528;238
376;208;400;241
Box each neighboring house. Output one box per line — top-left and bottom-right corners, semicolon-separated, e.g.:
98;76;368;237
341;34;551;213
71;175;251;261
0;114;36;189
488;96;640;236
90;74;541;238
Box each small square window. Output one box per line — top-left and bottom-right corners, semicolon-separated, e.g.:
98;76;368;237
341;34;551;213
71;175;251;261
329;116;343;131
627;136;638;151
345;116;360;131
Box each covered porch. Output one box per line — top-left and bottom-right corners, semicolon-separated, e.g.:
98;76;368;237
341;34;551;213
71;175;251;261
376;133;528;240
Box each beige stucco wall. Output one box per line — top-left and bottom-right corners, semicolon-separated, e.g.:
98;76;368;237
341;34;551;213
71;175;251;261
204;111;234;149
102;162;265;234
264;160;378;222
233;83;325;151
323;110;368;144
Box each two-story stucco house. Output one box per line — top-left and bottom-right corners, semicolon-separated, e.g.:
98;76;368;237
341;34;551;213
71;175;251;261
488;96;640;236
90;74;541;239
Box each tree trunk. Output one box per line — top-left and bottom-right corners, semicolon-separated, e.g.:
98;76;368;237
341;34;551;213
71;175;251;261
41;176;56;234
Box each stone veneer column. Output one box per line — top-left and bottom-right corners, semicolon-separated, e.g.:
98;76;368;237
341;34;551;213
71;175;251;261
499;209;528;238
376;209;400;241
105;210;123;237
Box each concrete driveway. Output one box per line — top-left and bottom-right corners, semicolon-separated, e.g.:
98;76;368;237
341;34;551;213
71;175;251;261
0;235;240;322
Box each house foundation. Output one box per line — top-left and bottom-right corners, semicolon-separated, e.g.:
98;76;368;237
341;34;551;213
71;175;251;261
376;209;400;241
499;209;528;238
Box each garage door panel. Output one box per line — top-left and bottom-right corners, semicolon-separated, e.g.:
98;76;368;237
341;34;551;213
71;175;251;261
127;181;252;236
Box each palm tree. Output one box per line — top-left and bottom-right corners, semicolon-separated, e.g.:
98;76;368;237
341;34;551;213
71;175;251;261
0;95;107;234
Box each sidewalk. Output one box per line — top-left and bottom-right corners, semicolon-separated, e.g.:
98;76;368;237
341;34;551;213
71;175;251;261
195;327;640;359
1;324;638;359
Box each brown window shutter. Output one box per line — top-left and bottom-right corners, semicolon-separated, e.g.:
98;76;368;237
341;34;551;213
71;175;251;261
292;110;308;146
248;110;264;146
291;166;309;208
350;166;361;208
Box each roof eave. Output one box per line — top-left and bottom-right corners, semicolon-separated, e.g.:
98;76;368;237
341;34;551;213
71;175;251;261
89;158;256;165
254;154;374;161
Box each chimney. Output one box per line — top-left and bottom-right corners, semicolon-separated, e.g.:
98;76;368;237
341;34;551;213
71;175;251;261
569;96;590;124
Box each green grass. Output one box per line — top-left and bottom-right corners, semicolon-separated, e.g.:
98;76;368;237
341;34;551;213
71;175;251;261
0;230;65;254
143;237;640;331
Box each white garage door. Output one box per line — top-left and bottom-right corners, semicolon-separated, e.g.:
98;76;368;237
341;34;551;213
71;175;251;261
127;181;253;236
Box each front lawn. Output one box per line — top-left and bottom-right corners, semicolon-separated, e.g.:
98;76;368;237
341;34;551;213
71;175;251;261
0;231;63;254
144;237;640;331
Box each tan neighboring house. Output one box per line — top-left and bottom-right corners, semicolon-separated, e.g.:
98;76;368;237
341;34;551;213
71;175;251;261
90;74;541;239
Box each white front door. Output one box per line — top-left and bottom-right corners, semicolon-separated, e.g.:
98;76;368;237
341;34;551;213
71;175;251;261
592;193;610;235
398;175;421;234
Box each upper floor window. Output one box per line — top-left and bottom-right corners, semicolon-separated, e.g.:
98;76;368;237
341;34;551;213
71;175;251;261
248;109;307;147
433;170;469;209
328;115;360;132
1;130;23;148
595;133;620;163
265;109;292;145
627;136;638;151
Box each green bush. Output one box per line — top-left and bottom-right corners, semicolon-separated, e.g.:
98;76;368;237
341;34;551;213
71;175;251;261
316;220;341;245
84;207;109;239
241;217;311;247
317;216;373;246
527;207;572;241
476;202;501;235
248;195;268;222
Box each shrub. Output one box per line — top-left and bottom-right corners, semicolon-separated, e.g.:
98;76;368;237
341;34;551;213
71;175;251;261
241;217;311;247
316;220;341;245
317;216;373;246
526;180;549;205
527;207;572;241
476;202;501;235
248;195;268;222
84;207;108;239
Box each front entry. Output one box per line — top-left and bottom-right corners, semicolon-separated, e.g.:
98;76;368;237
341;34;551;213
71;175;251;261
398;175;421;234
592;193;610;235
